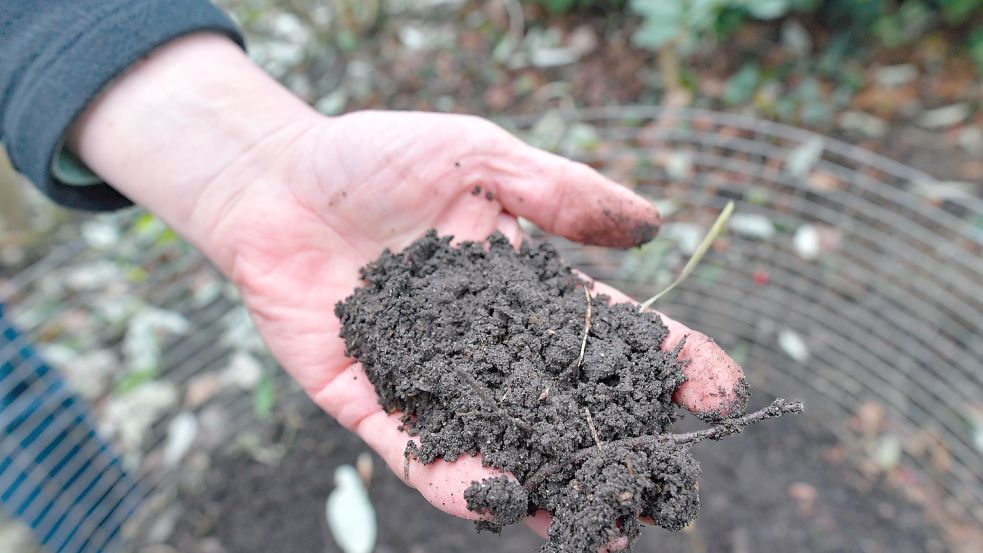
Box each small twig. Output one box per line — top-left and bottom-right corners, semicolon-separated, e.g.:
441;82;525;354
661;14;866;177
523;399;804;492
454;366;533;433
585;408;603;451
403;449;413;480
576;286;592;369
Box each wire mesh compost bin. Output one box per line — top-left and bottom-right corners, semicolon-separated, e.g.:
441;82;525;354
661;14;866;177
1;106;981;552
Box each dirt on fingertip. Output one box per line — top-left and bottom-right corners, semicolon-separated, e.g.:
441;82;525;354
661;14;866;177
335;230;798;552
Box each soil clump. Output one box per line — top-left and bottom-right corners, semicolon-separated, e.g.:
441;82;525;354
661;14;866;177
336;231;800;552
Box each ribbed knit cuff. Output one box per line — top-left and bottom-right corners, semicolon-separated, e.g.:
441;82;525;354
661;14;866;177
3;0;244;211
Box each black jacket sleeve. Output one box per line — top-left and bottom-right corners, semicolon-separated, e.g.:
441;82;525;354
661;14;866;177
0;0;244;211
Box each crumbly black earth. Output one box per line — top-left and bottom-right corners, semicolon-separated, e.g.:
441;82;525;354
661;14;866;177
464;476;529;533
335;231;700;552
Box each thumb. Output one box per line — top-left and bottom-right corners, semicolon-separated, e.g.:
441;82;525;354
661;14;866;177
494;145;660;249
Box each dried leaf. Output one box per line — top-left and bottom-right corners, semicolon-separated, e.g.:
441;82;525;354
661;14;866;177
222;350;264;389
794;224;820;260
874;64;918;88
254;374;275;420
356;452;374;485
875;434;902;470
916;103;969;129
785;137;824;178
778;329;809;363
729;213;776;240
163;411;198;468
326;465;377;553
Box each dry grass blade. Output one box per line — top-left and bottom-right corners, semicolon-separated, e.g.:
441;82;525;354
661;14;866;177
639;200;735;312
585;407;603;451
576;286;592;369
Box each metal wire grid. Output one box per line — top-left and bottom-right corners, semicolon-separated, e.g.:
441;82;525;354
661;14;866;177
503;106;983;530
1;311;141;553
0;106;979;550
1;226;296;552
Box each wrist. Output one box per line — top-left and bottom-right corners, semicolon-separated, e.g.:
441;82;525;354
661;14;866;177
69;33;320;265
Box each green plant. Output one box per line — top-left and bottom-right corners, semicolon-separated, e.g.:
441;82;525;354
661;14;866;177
971;25;983;71
531;0;627;14
627;0;813;94
629;0;811;52
816;0;983;48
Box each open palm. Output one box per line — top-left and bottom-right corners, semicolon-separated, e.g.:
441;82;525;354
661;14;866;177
206;111;746;521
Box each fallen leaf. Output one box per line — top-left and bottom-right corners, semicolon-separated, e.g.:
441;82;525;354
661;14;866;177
778;329;809;363
327;465;377;553
916;103;970;129
221;350;264;389
785;137;824;178
356;452;374;485
874;64;918;88
794;225;820;261
787;482;817;517
729;213;776;240
163;411;198;468
875;433;902;470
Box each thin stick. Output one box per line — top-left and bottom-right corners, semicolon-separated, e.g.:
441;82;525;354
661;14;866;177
454;366;533;433
576;286;592;369
639;201;735;312
585;408;603;451
523;398;804;492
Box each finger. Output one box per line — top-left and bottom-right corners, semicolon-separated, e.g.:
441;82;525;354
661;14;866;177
496;212;524;248
493;146;660;249
526;510;550;538
585;278;748;417
354;409;513;519
312;362;514;519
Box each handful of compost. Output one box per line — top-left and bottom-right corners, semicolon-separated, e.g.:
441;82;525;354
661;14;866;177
336;231;802;553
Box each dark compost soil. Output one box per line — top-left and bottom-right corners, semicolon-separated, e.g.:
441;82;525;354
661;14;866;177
332;231;798;552
167;403;946;553
165;231;944;553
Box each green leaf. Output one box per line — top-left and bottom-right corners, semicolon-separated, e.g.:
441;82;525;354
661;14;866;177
639;201;734;311
873;15;905;48
336;29;359;52
254;374;275;420
730;341;750;366
125;266;148;283
629;0;683;49
633;18;681;49
941;0;982;24
156;228;179;246
723;63;760;105
687;0;724;30
115;368;158;395
970;26;983;75
544;0;578;13
629;0;682;19
714;6;750;38
745;0;791;20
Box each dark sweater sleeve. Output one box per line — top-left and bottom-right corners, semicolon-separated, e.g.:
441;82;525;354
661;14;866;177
0;0;244;211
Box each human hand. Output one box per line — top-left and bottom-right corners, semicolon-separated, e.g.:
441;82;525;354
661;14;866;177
71;34;745;527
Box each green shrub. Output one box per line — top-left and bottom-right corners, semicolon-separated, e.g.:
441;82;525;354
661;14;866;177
626;0;983;73
531;0;627;14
